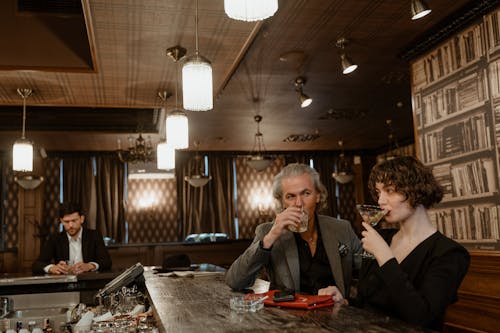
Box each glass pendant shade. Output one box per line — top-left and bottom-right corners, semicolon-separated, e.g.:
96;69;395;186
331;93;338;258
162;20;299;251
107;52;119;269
166;110;189;149
13;139;33;172
157;142;175;170
224;0;278;22
182;55;213;111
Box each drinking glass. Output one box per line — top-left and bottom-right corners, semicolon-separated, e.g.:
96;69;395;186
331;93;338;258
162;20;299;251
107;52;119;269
287;208;308;233
356;204;388;259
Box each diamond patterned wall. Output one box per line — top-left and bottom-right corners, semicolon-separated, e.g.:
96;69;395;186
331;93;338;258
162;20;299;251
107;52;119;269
127;178;178;243
235;156;285;239
42;158;61;239
2;158;18;250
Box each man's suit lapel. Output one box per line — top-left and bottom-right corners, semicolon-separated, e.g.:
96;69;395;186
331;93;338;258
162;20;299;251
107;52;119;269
319;218;346;296
276;231;300;290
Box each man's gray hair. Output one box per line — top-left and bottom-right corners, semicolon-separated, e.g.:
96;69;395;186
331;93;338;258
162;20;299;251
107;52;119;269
272;163;328;211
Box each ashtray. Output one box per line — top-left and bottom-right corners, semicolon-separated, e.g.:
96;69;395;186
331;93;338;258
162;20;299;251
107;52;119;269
229;295;266;312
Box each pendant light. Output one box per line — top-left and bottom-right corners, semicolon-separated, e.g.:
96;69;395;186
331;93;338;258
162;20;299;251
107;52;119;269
182;0;213;111
13;88;34;172
224;0;278;22
185;141;211;187
165;46;189;149
157;141;176;170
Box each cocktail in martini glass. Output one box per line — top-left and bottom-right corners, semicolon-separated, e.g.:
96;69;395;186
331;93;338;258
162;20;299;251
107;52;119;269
356;204;388;259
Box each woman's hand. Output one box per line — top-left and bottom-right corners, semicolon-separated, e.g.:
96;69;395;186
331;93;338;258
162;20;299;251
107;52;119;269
318;285;346;304
361;222;394;266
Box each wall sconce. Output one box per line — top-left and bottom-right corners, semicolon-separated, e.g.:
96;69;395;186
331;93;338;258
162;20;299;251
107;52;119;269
247;115;274;172
182;0;213;111
224;0;278;22
336;37;358;75
331;139;354;184
294;76;312;108
13;88;34;172
15;175;45;190
411;0;432;20
185;141;212;187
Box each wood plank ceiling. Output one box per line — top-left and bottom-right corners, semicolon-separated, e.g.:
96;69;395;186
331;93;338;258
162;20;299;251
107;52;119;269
0;0;485;154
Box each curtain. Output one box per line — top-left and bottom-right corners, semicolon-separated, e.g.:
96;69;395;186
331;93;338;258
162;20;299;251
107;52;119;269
311;152;338;217
205;153;235;238
95;155;125;241
176;152;235;239
62;157;96;227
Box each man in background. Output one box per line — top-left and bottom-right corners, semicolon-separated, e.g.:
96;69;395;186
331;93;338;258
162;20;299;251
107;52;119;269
32;202;112;275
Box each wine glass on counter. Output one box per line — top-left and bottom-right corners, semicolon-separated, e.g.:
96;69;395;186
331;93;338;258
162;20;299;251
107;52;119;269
356;204;388;259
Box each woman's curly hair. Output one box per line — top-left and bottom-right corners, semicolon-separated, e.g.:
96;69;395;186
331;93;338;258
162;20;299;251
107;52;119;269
368;156;443;209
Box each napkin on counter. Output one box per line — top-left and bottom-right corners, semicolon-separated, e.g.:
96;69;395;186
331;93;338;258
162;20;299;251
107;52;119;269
93;311;113;322
74;311;94;333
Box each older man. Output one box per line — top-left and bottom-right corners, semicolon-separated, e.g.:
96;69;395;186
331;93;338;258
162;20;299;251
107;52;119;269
226;163;361;303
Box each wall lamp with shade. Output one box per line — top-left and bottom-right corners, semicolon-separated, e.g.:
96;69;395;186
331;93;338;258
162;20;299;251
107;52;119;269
224;0;278;22
294;76;312;108
336;37;358;75
411;0;432;20
182;0;213;111
247;115;274;172
13;88;34;172
331;139;354;184
185;141;212;187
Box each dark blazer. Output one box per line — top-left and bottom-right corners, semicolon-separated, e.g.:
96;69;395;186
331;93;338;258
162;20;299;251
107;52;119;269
32;228;112;274
225;215;362;298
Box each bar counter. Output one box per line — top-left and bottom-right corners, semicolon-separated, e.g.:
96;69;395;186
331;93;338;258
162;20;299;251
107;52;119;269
144;270;433;333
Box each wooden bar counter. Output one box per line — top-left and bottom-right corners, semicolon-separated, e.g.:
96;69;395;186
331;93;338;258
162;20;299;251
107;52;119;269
144;269;432;333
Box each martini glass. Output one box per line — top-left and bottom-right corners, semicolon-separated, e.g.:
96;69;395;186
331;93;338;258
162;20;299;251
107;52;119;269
356;204;388;259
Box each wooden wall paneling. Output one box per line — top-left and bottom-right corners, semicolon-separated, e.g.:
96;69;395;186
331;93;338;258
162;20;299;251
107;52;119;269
17;184;44;273
443;250;500;333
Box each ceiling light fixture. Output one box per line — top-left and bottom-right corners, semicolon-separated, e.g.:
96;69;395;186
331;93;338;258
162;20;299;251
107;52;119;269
157;141;175;170
294;76;312;108
336;37;358;75
118;133;154;164
224;0;278;22
13;88;34;172
182;0;213;111
410;0;432;20
185;141;212;187
247;115;274;172
331;139;354;184
165;46;189;149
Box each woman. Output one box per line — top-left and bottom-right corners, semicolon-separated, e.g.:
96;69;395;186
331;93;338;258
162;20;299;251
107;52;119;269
356;156;469;330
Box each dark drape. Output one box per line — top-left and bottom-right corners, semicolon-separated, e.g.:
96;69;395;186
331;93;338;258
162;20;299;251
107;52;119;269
95;155;126;241
176;152;235;239
206;153;235;238
311;152;338;217
62;157;95;226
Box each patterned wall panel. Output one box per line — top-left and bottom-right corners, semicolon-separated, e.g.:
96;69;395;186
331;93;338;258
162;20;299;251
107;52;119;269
42;158;61;241
127;178;178;243
2;159;18;250
235;156;284;239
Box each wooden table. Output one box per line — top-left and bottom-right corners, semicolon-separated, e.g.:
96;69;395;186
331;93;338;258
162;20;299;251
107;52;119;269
144;268;433;333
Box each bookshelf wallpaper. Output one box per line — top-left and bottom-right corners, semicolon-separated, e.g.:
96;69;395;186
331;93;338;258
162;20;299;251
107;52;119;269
411;6;500;250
